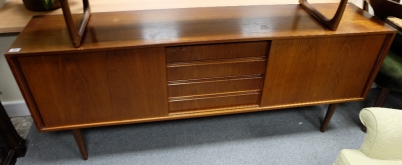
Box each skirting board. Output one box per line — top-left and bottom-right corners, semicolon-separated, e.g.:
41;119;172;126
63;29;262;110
2;101;31;117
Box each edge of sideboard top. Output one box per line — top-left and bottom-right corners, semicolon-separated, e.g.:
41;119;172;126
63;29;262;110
5;3;396;56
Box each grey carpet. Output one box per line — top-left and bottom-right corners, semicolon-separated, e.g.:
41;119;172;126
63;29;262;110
16;88;402;165
10;116;33;139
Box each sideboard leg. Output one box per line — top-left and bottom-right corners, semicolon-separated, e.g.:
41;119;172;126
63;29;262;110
72;129;88;160
320;104;338;132
373;87;390;107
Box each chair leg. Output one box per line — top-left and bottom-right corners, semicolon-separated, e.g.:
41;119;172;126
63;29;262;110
72;129;88;160
373;88;390;107
320;104;338;132
361;125;367;133
363;0;369;11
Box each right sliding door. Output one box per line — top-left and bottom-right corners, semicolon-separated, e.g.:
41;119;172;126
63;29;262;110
260;34;389;107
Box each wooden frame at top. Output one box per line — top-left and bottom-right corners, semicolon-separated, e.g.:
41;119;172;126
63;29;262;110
59;0;91;48
299;0;348;30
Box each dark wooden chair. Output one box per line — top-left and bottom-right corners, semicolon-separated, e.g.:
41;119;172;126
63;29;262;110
363;0;402;107
0;101;26;165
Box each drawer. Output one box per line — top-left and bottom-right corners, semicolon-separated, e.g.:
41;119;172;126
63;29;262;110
167;57;267;81
166;41;270;63
169;91;260;112
168;75;263;97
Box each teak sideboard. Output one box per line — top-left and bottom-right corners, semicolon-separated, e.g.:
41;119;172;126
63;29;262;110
5;3;396;160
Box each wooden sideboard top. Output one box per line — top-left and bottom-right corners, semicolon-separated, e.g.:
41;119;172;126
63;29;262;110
0;0;340;33
6;3;396;55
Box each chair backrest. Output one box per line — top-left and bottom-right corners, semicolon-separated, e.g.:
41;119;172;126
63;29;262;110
365;0;402;20
364;0;402;32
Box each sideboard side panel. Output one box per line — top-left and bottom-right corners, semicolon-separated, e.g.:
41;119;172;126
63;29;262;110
260;34;388;107
17;48;168;128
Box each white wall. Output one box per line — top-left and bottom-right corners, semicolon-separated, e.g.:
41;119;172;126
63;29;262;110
0;0;7;7
0;33;30;117
0;34;21;102
0;0;363;117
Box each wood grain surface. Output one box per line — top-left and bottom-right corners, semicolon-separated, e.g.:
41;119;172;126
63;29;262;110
166;41;269;62
6;3;395;55
16;48;168;128
4;3;396;131
260;34;389;106
169;90;261;112
168;75;264;97
0;0;340;33
167;57;267;81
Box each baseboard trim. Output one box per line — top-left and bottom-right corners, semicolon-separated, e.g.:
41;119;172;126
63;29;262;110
2;101;31;117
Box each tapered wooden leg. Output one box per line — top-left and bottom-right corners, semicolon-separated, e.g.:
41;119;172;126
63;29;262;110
320;104;338;132
72;129;88;160
373;87;390;107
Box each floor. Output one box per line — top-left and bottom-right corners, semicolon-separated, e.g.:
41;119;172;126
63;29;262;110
10;88;402;164
10;116;33;139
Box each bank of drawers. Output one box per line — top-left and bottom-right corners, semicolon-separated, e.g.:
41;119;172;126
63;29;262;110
166;41;270;112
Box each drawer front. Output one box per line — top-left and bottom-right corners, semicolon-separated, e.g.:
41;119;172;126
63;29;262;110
168;76;263;97
166;41;269;63
167;58;267;81
169;92;260;112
